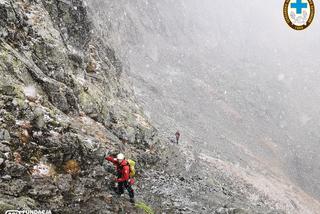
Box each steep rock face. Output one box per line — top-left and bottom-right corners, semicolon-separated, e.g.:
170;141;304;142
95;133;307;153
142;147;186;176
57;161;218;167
0;0;156;145
0;0;159;213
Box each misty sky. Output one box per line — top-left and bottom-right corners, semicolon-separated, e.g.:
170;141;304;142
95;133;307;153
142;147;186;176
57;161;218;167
189;0;320;62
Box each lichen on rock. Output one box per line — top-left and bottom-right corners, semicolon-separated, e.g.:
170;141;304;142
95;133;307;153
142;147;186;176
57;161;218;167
0;0;160;213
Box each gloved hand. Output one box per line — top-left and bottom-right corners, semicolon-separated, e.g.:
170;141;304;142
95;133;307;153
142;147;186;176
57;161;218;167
129;178;135;185
104;149;110;157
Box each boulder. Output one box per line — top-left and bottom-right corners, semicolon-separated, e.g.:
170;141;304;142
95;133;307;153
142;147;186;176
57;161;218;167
0;142;10;152
32;107;46;130
0;179;27;196
1;175;11;181
4;161;27;177
28;182;58;199
0;158;4;165
56;174;72;192
0;129;10;141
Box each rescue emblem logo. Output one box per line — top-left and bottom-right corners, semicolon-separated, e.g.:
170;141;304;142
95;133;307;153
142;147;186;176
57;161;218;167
283;0;315;30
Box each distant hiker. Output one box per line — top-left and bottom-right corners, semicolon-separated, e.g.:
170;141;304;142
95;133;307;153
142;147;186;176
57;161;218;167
175;130;180;144
105;153;135;203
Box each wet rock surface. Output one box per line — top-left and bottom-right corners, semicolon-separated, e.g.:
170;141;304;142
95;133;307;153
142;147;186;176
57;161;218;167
0;0;156;213
0;82;156;213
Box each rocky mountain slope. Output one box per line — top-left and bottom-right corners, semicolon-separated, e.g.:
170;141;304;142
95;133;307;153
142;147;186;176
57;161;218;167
0;0;318;214
0;0;158;213
85;0;320;213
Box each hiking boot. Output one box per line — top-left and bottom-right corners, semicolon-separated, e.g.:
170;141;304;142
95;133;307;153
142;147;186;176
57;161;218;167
116;192;124;197
129;198;135;204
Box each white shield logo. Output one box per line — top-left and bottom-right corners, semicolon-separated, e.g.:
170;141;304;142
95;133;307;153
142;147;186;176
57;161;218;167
283;0;315;30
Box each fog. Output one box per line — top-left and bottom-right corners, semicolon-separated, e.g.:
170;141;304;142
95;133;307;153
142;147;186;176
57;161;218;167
86;0;320;201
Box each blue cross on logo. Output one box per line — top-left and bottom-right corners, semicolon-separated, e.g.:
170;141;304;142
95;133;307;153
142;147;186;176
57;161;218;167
291;0;308;14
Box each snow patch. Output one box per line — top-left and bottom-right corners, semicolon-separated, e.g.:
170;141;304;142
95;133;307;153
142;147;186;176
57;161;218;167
32;162;54;177
23;85;37;98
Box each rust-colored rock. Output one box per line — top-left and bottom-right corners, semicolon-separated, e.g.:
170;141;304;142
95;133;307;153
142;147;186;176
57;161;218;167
86;59;97;73
20;129;30;144
13;152;22;164
19;121;32;130
63;160;80;175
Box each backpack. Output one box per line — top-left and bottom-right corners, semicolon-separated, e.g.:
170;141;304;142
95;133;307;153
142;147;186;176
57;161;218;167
127;159;136;177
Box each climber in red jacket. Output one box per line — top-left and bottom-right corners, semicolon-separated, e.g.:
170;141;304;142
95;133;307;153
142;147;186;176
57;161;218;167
106;153;135;203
